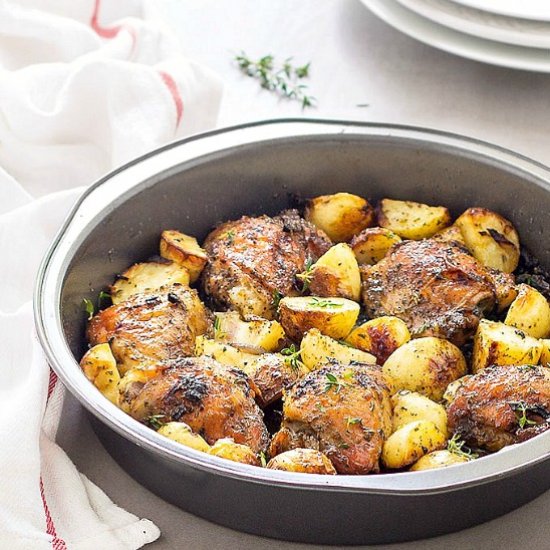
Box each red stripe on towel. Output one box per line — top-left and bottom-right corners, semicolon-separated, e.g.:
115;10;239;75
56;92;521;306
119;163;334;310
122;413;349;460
47;369;57;401
91;0;137;44
158;70;184;128
40;477;67;550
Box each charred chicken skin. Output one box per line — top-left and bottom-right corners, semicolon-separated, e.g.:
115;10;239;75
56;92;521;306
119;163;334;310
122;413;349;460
130;356;270;452
270;363;392;474
361;239;496;346
202;209;331;319
87;283;211;372
447;365;550;451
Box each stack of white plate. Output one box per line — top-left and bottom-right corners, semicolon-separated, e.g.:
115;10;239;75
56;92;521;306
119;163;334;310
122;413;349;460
360;0;550;72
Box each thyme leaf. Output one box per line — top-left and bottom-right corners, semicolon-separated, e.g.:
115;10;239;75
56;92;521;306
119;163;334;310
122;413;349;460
82;298;95;320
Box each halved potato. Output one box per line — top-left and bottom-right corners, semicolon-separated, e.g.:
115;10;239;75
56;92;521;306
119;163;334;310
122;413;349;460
80;343;120;405
472;319;543;373
304;192;375;242
267;449;336;474
302;243;361;302
540;339;550;366
488;269;518;312
505;284;550;339
278;296;359;342
391;390;448;437
382;337;467;400
158;421;211;452
195;336;258;375
454;207;520;273
300;329;376;371
110;261;190;304
350;227;402;265
381;420;446;469
209;438;259;466
214;311;285;352
410;450;469;471
159;230;208;283
431;224;466;247
377;198;451;240
345;316;411;364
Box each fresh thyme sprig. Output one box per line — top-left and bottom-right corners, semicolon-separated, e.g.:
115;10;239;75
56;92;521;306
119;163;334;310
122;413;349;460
272;290;284;310
324;372;345;393
509;401;539;429
308;297;343;309
447;434;478;460
281;344;305;372
297;258;315;293
234;51;316;109
147;414;166;430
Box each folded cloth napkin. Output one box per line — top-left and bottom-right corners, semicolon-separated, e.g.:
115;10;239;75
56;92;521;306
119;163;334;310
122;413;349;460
0;1;223;548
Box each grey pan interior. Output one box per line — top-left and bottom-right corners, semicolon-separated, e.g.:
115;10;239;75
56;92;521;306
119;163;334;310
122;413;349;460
35;120;550;545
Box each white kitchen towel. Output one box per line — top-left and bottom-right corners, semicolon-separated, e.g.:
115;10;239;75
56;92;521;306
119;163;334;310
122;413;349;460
0;0;223;548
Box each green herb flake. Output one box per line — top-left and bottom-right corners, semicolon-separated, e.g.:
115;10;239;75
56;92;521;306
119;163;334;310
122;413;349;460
346;417;362;429
272;290;284;310
308;297;343;309
147;414;166;430
447;433;478;460
324;372;345;393
259;451;267;468
82;298;95;320
281;344;305;372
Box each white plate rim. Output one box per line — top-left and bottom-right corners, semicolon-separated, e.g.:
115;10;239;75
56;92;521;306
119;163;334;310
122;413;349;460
360;0;550;72
450;0;550;22
397;0;550;49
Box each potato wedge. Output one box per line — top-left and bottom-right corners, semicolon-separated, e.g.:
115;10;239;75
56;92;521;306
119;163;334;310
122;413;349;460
350;227;402;265
300;329;376;371
267;449;336;474
454;207;520;272
160;230;208;283
540;339;550;366
158;421;211;452
110;261;190;304
391;390;448;437
80;343;120;405
304;192;375;242
381;420;446;469
278;296;359;341
409;450;469;471
377;198;451;240
214;311;285;352
195;336;258;376
505;284;550;339
472;320;543;373
382;337;467;400
345;316;410;364
431;224;466;247
301;243;361;302
209;438;259;465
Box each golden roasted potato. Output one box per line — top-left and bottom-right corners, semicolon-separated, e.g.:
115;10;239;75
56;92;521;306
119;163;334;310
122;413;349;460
267;449;336;474
540;339;550;366
410;450;469;471
159;230;208;283
80;343;120;405
300;329;376;370
118;367;161;413
214;311;285;352
377;198;451;240
487;269;518;312
209;438;259;466
472;319;543;373
157;421;211;452
301;243;361;302
304;192;375;242
382;337;467;400
110;261;190;304
195;336;258;376
345;316;411;364
431;224;466;247
442;375;472;405
505;284;550;339
350;227;402;265
391;390;448;437
381;420;446;469
454;207;520;273
277;296;360;342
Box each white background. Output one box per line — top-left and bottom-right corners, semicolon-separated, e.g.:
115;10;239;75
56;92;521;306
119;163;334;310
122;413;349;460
58;1;550;548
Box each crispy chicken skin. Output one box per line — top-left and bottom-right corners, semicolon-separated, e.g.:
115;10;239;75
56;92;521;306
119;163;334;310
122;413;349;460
361;240;496;346
447;365;550;451
87;284;211;372
130;356;270;452
202;209;331;319
270;363;392;474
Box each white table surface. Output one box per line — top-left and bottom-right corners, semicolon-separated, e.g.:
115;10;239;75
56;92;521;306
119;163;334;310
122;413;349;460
58;0;550;548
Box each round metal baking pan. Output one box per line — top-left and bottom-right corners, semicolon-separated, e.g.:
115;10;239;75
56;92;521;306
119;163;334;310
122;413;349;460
35;119;550;545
